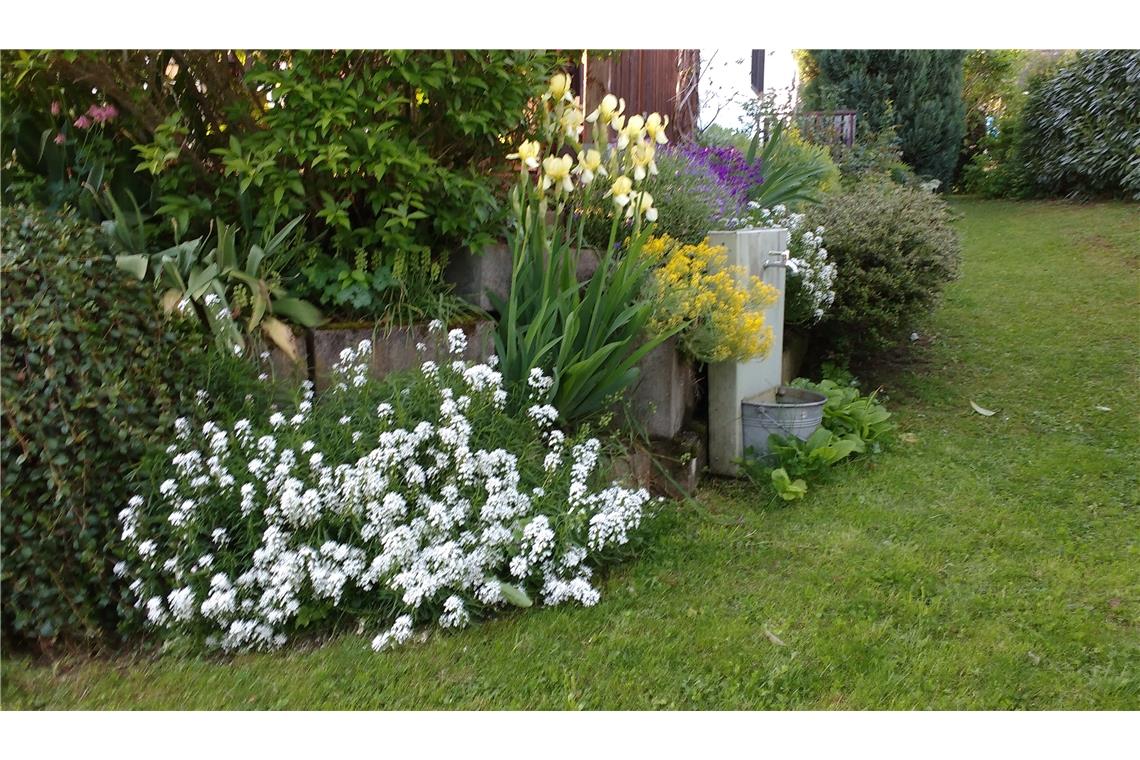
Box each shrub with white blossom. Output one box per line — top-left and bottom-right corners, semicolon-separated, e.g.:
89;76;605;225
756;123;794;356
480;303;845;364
117;323;654;653
746;203;836;327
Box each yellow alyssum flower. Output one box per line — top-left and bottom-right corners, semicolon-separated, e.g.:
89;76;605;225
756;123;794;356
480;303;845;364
643;235;778;363
630;142;658;182
574;149;606;186
541;154;575;194
545;72;573;102
645;113;669;145
587;93;625;127
506;140;542;170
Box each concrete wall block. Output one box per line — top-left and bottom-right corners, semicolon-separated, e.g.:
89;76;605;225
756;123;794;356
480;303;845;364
629;337;695;441
267;328;310;388
706;228;789;476
444;243;603;313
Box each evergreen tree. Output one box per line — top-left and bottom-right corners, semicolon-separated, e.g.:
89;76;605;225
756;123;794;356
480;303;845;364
800;50;967;187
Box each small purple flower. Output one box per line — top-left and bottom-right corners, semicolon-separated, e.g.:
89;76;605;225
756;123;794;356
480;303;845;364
50;101;60;116
53;132;65;145
73;115;92;129
665;144;765;204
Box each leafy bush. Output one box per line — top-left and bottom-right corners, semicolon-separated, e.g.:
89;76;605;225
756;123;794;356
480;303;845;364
963;50;1140;199
1019;50;1139;198
801;183;960;362
3;50;566;320
0;205;206;646
118;332;653;652
642;235;777;363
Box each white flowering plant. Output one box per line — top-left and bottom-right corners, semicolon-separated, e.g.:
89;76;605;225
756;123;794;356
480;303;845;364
741;203;837;327
118;322;655;653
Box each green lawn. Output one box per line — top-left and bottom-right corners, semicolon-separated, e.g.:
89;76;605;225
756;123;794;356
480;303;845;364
3;199;1138;709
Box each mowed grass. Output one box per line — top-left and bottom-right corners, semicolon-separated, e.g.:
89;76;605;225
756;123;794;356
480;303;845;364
3;199;1138;709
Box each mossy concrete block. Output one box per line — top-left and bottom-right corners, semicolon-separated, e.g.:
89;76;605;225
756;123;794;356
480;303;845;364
310;320;495;391
629;337;695;441
444;243;602;313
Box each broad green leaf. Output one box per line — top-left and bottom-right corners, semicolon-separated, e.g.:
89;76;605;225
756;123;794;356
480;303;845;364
499;582;532;608
261;316;298;361
115;254;148;280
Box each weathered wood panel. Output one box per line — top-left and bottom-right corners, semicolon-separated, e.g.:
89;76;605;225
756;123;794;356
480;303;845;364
575;50;699;143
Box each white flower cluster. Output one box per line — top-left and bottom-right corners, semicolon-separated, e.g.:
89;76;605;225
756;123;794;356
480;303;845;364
119;337;651;654
748;203;836;324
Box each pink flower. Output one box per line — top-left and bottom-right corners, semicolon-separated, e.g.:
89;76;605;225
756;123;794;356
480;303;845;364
73;115;92;129
50;101;60;116
53;132;65;145
86;103;118;125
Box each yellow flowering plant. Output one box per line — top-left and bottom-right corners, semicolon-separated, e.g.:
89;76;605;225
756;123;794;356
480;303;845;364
642;234;778;364
492;74;681;423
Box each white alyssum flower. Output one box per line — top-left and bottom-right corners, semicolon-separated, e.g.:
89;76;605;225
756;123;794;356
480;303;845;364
118;357;651;654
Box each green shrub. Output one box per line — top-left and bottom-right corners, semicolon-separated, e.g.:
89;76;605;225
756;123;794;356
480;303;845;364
2;50;567;321
964;51;1140;199
1020;50;1140;198
1;205;206;647
802;183;960;361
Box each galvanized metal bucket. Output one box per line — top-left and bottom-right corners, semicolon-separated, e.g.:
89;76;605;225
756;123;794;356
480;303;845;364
741;385;827;460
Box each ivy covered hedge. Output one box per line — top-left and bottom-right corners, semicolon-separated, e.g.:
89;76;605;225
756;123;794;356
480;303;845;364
1;206;204;647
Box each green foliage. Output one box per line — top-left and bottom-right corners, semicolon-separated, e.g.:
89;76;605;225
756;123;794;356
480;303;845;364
746;121;841;209
6;201;1139;710
769;468;807;501
0;205;206;647
801;182;960;362
1018;50;1140;198
493;204;672;424
800;50;967;187
172;51;560;302
790;378;893;446
957;50;1026;182
110;206;323;360
961;50;1140;199
3;50;565;320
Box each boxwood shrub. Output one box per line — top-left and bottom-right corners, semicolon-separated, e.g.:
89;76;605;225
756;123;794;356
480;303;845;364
802;183;960;362
1;205;205;648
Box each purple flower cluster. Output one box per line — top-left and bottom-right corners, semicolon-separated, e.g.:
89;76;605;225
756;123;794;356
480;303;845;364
656;146;742;221
667;144;765;204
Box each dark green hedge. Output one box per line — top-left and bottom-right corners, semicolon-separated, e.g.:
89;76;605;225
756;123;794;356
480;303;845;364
1;205;203;647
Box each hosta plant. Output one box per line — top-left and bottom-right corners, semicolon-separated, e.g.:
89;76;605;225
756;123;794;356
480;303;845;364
117;322;654;653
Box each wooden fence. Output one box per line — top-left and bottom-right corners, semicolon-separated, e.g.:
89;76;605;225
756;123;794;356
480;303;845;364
573;50;700;143
795;110;857;147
